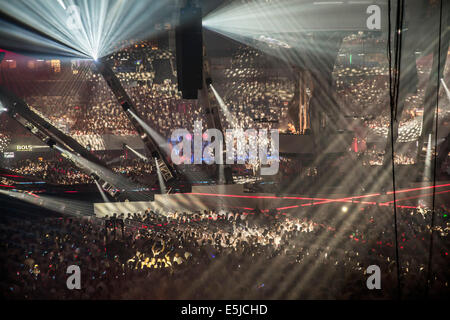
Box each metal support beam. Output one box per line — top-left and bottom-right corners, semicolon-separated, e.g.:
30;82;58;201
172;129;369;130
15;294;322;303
199;45;232;184
93;60;177;184
0;86;106;168
0;87;120;199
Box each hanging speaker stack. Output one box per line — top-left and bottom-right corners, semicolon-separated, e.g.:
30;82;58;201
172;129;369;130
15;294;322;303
175;1;203;99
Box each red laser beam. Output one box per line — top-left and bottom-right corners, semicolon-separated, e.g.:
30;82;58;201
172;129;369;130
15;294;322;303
387;183;450;195
380;189;450;205
188;192;330;200
276;205;299;210
185;183;450;209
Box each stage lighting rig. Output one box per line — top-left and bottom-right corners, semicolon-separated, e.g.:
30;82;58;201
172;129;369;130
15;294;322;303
0;86;131;200
92;59;178;184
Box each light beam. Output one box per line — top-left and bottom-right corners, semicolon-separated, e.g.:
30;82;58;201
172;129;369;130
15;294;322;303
0;0;169;59
155;157;166;194
127;109;171;156
94;179;110;202
124;144;148;162
0;189;93;216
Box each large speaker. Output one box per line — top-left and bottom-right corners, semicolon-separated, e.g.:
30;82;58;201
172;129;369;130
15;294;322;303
153;59;175;84
176;2;203;99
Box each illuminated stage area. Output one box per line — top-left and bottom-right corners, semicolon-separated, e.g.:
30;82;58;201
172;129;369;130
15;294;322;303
0;0;449;302
94;183;450;217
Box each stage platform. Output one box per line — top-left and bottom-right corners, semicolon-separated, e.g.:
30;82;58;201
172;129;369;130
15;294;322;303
93;182;450;217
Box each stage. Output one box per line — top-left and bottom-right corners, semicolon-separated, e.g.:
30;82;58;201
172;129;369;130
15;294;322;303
93;182;450;217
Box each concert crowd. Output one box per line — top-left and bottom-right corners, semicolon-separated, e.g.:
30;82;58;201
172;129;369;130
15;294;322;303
1;203;448;299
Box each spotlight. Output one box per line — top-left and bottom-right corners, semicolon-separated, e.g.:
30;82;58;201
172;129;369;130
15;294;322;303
90;173;100;181
0;1;171;60
56;0;66;10
341;206;348;213
152;151;160;159
121;101;131;112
